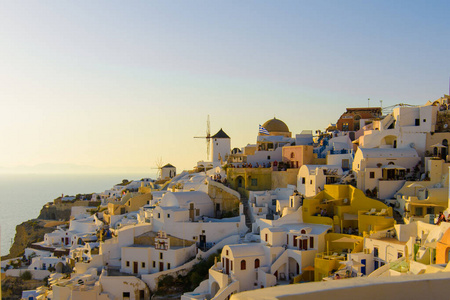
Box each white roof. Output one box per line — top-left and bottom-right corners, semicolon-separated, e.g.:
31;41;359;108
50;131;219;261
160;191;212;208
357;147;419;158
226;244;265;258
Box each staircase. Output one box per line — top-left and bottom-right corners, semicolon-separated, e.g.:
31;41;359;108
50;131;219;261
241;198;253;232
393;210;404;224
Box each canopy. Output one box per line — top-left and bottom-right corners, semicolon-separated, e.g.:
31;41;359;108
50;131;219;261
332;237;361;243
302;265;315;271
343;213;358;220
431;143;446;148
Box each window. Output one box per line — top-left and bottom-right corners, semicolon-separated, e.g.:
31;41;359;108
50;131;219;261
310;180;313;185
255;258;260;268
139;290;145;300
267;156;271;160
265;234;268;242
196;209;200;216
293;235;297;247
123;292;130;299
160;253;163;260
373;247;379;258
251;178;258;186
226;249;229;256
397;252;403;258
167;214;170;218
423;119;426;123
126;261;130;267
310;236;314;248
142;262;145;268
343;123;349;131
415;119;420;126
287;234;289;245
415;207;423;216
241;260;246;270
370;172;375;179
158;213;160;218
231;261;233;271
290;152;295;159
153;261;155;268
167;263;171;269
301;177;305;184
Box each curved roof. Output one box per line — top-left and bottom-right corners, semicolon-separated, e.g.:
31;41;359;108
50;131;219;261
160;191;212;208
225;244;265;258
262;118;290;133
357;147;419;158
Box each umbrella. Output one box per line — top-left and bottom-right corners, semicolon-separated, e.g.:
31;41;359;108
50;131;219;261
431;143;446;148
339;259;365;268
302;265;315;271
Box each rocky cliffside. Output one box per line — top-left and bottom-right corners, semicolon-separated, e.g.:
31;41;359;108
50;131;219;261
2;220;57;260
37;200;100;220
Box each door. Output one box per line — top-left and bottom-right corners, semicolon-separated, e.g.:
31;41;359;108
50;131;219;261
361;259;366;275
159;262;164;272
133;261;138;274
189;203;194;221
225;258;229;274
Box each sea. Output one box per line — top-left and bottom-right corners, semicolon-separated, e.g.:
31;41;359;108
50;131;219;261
0;172;155;257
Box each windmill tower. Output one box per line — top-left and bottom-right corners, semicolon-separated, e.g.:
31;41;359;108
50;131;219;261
194;115;211;160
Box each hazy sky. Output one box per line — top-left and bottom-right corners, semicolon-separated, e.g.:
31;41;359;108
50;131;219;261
1;1;450;173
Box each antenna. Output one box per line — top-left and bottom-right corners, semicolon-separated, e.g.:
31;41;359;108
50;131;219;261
194;115;211;160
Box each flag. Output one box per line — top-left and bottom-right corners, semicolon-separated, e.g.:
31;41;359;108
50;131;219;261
259;125;270;135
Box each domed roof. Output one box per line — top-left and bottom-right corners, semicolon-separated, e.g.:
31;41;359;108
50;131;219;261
262;118;290;133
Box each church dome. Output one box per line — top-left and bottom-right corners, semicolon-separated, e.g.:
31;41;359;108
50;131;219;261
262;118;290;133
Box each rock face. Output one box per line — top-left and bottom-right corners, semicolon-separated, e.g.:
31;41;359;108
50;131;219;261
2;220;54;260
37;200;100;220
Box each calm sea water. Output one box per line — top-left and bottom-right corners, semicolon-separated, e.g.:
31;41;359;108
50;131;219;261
0;173;154;256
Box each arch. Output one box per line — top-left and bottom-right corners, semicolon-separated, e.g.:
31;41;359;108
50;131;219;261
381;135;397;147
55;262;65;273
210;281;220;297
254;258;260;268
241;259;246;270
236;176;244;188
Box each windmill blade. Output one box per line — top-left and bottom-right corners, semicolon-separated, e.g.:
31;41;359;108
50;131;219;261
206;115;211;160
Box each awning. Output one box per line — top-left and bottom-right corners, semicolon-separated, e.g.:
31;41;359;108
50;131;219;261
332;237;361;243
410;202;444;207
343;213;358;220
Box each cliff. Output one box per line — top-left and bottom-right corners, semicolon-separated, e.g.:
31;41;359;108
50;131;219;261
37;200;100;220
1;219;62;260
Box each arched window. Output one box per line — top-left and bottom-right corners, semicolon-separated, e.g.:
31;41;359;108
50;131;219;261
290;152;295;159
241;260;246;270
301;229;306;234
255;258;260;268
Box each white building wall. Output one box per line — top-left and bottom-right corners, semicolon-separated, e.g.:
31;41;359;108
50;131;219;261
211;137;231;166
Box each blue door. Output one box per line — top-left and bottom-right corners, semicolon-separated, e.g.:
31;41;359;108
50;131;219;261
361;259;366;275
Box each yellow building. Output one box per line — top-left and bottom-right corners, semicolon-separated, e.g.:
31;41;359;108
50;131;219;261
103;193;152;224
227;168;298;198
302;184;395;234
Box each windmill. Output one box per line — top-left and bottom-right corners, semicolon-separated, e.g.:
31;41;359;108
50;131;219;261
151;157;164;180
194;115;211;160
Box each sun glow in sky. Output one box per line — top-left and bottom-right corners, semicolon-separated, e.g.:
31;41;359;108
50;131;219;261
1;1;450;173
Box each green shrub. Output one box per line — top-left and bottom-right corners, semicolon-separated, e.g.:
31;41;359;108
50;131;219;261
21;270;32;280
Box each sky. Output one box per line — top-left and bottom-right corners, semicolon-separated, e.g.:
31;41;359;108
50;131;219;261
1;1;450;174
